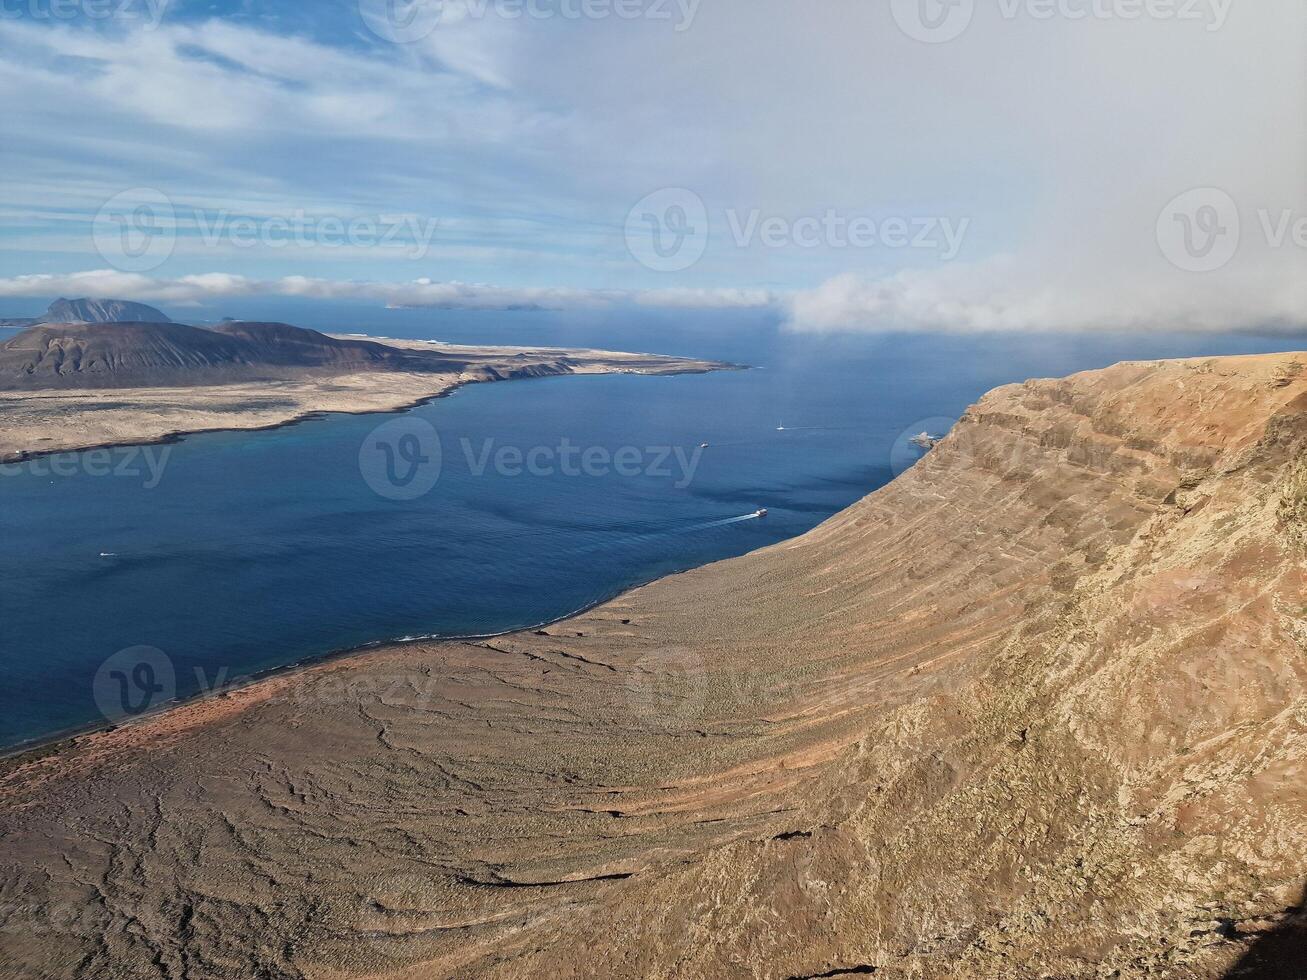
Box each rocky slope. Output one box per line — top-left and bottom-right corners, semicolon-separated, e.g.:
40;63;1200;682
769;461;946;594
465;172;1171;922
0;297;173;328
0;320;463;388
41;298;173;325
0;352;1303;979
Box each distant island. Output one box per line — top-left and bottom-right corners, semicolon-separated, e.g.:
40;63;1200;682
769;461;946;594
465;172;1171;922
0;298;737;461
0;318;467;388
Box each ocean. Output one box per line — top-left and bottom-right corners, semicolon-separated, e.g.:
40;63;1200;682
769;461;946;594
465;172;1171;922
0;306;1299;749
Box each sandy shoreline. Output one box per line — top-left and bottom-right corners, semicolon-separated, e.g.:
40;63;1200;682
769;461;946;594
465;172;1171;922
0;337;734;462
0;562;702;766
0;335;736;758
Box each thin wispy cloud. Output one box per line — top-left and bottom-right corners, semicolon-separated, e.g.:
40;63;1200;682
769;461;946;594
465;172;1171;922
0;270;777;312
1;1;1304;333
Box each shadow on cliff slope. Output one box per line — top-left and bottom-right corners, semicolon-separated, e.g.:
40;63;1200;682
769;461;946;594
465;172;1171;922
1221;892;1307;979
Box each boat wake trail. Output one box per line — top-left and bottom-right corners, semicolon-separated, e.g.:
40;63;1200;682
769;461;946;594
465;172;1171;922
677;513;764;534
777;425;866;433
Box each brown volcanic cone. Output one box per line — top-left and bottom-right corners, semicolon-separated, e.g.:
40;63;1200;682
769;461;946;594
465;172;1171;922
0;320;461;389
0;353;1304;979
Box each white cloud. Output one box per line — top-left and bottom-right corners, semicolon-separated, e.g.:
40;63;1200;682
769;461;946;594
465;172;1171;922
785;260;1307;335
0;271;777;313
0;17;540;140
2;2;1306;334
634;287;776;309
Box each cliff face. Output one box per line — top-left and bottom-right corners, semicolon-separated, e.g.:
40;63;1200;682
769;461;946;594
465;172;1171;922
0;353;1303;979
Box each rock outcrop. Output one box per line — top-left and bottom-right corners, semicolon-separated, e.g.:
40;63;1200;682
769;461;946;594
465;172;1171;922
0;298;173;329
0;352;1303;979
40;298;173;325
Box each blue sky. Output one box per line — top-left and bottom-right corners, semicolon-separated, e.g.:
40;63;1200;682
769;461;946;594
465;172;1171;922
0;0;1303;331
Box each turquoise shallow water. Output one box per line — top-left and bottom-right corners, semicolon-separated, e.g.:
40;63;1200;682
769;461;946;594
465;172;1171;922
0;312;1300;749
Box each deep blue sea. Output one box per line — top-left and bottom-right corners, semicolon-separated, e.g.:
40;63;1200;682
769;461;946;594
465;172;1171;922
1;304;1301;749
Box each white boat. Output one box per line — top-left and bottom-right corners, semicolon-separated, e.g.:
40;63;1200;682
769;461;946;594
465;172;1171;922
909;432;941;450
700;442;710;449
754;508;769;519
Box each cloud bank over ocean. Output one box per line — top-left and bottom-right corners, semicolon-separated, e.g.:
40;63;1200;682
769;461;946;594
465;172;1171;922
0;271;777;315
2;1;1303;334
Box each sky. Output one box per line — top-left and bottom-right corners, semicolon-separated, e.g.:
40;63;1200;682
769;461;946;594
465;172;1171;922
0;0;1303;333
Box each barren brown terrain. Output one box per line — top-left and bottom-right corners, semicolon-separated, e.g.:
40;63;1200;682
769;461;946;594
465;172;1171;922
1;352;1304;979
0;335;726;462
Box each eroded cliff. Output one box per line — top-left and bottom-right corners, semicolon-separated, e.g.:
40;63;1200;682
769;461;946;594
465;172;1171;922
1;352;1304;979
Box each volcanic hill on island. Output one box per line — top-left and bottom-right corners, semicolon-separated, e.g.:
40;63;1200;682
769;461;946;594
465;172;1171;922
0;304;729;462
0;318;464;388
0;297;174;329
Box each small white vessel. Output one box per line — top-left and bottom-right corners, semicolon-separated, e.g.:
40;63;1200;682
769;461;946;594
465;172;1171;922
776;421;786;431
909;432;942;450
700;442;710;449
754;508;769;519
